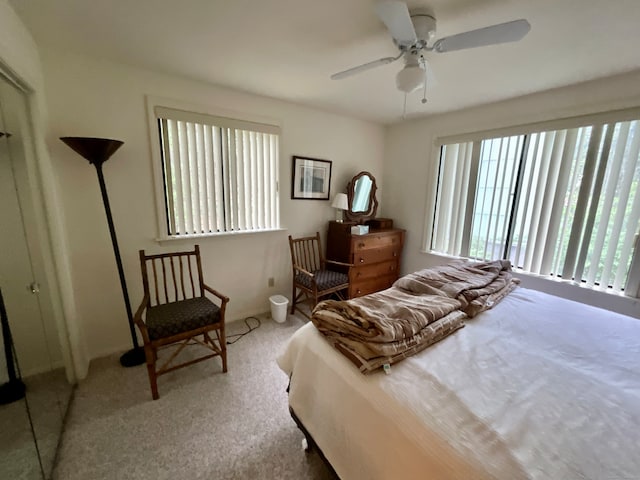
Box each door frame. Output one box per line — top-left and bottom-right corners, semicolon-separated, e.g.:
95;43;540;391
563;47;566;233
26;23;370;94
0;66;79;382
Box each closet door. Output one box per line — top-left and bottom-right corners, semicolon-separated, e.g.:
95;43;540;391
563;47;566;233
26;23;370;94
0;78;44;480
0;74;72;479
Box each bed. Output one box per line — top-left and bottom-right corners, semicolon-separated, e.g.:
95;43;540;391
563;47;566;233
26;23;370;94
277;284;640;480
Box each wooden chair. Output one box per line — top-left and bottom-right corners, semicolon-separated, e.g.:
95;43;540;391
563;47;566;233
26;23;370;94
288;232;351;318
133;245;229;400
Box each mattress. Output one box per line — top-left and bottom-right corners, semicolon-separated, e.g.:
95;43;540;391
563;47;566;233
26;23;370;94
277;287;640;480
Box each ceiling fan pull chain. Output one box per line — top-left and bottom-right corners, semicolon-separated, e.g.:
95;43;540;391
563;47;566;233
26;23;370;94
402;93;407;119
422;71;428;104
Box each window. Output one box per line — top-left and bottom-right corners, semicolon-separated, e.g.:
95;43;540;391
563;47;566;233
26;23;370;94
154;106;280;237
431;116;640;295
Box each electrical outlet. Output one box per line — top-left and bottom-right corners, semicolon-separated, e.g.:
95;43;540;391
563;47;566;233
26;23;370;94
268;277;275;287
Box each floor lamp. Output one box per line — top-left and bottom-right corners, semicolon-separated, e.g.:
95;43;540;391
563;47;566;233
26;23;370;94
60;137;145;367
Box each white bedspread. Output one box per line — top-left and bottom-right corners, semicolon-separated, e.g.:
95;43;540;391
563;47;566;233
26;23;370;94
277;287;640;480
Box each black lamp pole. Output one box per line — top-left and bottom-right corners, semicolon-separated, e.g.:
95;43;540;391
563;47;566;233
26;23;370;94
0;288;26;404
60;137;145;367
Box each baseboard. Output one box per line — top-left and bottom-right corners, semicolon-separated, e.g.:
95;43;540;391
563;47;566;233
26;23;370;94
20;360;66;379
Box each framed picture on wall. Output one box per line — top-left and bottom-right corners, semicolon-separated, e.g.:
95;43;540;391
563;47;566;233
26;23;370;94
291;156;332;200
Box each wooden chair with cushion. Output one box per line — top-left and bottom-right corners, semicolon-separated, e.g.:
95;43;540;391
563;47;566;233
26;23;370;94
288;232;351;318
133;245;229;400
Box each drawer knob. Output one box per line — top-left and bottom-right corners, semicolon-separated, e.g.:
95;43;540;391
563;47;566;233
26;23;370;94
393;252;397;257
357;289;361;294
358;242;365;248
360;258;364;263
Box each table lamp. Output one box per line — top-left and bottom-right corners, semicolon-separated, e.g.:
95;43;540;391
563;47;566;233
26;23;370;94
331;193;349;222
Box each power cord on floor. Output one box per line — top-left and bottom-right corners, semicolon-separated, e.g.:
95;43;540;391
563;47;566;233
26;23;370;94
226;316;261;345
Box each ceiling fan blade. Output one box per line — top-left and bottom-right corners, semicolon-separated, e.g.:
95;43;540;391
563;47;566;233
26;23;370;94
374;0;417;46
331;56;400;80
433;19;530;53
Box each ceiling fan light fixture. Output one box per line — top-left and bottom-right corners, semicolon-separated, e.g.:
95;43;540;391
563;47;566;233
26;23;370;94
396;64;425;93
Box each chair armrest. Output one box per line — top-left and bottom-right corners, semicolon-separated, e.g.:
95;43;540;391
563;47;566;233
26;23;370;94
203;284;230;305
203;284;229;320
293;265;314;277
326;259;354;268
133;293;150;344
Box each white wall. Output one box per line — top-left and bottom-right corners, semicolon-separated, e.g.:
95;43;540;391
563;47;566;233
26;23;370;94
384;70;640;318
40;48;385;359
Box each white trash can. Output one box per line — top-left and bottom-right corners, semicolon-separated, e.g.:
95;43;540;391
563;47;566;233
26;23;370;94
269;295;289;323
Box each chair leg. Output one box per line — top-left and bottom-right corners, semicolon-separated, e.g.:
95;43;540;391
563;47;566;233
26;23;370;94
218;327;228;373
144;345;159;400
290;285;297;314
205;330;228;374
313;292;319;310
221;349;228;373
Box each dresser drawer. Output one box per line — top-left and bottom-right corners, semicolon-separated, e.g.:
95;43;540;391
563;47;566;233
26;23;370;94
349;275;396;298
327;222;405;299
352;232;402;252
350;260;398;282
353;246;401;266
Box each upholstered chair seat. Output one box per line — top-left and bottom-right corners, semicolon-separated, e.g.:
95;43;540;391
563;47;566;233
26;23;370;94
295;271;349;292
146;297;221;341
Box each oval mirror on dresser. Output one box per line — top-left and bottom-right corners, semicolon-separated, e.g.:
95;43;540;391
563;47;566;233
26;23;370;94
344;171;378;223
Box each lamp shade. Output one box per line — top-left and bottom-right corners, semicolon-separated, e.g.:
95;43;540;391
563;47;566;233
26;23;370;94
60;137;123;165
331;193;349;210
396;65;425;93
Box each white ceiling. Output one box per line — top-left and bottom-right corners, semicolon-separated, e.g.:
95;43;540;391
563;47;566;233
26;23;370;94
10;0;640;124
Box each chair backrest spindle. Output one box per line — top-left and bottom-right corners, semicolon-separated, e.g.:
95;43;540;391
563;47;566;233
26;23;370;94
303;240;311;271
151;259;159;305
187;254;195;296
161;258;169;304
139;246;206;307
289;233;327;275
195;245;205;297
140;250;150;299
170;256;178;301
178;256;185;300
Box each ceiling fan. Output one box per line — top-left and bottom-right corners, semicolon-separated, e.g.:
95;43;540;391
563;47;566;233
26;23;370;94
331;0;531;96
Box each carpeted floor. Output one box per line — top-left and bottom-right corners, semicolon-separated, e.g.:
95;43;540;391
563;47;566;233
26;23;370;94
53;312;337;480
0;367;72;480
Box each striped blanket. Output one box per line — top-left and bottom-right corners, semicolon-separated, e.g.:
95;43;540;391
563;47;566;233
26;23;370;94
311;260;519;373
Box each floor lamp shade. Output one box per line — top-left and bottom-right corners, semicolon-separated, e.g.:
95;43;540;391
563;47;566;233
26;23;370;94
60;137;145;367
60;137;123;165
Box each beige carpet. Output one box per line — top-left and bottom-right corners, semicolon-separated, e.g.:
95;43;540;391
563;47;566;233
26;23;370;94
0;367;72;480
53;313;338;480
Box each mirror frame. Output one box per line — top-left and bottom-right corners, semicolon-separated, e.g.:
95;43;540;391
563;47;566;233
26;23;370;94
344;171;378;223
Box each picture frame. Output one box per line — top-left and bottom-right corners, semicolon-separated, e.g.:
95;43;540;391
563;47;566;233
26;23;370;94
291;156;332;200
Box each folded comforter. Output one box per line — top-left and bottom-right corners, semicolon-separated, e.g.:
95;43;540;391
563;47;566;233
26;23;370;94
311;260;519;373
394;259;520;317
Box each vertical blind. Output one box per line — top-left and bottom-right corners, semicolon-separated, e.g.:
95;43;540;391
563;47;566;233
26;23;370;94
156;107;280;236
432;119;640;295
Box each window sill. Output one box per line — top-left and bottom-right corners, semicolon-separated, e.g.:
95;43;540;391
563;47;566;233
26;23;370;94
155;227;287;244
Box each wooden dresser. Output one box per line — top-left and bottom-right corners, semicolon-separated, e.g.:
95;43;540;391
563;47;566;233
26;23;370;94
326;221;405;299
